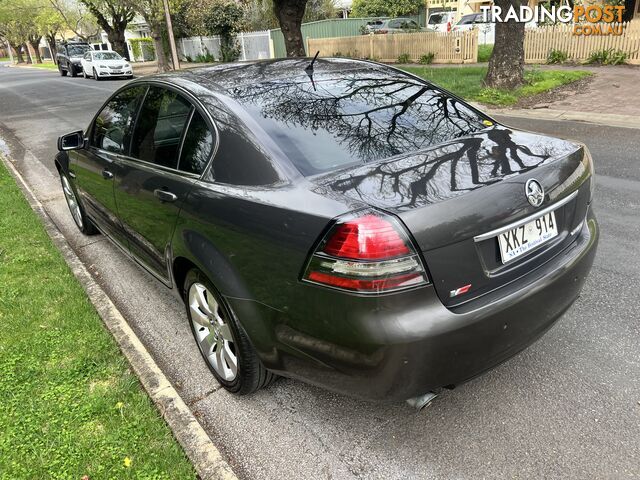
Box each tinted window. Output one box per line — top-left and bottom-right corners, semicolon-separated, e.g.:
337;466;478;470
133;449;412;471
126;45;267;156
407;21;419;28
428;14;443;24
457;15;476;25
94;52;122;60
131;87;192;168
178;110;213;175
92;86;146;154
67;44;90;56
228;68;489;176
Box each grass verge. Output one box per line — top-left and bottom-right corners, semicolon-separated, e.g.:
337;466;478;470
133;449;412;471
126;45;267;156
24;61;58;70
0;160;195;479
477;44;493;63
401;66;591;106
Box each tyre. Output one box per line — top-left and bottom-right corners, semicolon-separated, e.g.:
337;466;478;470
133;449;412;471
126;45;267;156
69;63;77;77
93;68;100;81
184;269;275;395
82;69;87;79
60;171;98;235
59;64;67;77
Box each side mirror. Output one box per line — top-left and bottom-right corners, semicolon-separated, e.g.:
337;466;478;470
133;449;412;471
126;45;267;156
58;131;85;151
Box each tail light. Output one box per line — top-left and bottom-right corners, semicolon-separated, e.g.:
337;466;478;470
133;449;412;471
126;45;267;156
302;210;429;294
447;21;452;32
377;29;388;34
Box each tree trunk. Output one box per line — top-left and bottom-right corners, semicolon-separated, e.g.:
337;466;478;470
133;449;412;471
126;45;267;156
484;0;525;90
29;38;42;63
274;0;308;57
152;32;170;72
107;28;129;60
23;44;33;64
14;44;25;64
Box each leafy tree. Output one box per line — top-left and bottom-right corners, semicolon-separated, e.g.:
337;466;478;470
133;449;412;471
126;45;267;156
75;0;135;58
351;0;423;18
123;0;182;71
203;0;244;61
48;0;100;42
484;0;524;89
243;0;335;31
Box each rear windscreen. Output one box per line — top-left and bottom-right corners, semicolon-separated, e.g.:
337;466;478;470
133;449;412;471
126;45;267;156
228;68;489;176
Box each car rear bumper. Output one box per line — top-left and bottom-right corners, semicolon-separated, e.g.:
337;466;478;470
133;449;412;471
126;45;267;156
229;209;598;402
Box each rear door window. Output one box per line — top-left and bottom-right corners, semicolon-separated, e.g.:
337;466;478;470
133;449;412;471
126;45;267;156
130;87;192;169
178;110;214;175
429;14;444;24
91;86;147;154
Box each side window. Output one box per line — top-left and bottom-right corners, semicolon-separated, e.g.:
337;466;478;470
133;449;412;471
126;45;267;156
91;86;146;154
178;110;213;175
130;87;192;169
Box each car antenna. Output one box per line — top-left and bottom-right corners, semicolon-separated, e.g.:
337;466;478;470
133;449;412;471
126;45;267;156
305;51;320;73
305;51;320;91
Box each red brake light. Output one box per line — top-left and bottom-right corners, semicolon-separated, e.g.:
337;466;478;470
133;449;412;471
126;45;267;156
322;214;410;260
302;210;429;294
447;21;452;32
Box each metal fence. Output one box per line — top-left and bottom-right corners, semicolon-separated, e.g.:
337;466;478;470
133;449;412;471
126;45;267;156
177;31;271;62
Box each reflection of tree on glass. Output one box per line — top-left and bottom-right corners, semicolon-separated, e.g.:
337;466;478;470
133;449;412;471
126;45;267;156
223;64;489;176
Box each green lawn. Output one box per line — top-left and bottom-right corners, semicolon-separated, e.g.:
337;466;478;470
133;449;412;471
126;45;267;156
0;57;9;62
0;161;195;478
27;61;58;70
401;66;591;107
477;44;493;63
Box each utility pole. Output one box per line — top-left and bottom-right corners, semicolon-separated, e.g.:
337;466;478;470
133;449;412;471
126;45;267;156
162;0;180;70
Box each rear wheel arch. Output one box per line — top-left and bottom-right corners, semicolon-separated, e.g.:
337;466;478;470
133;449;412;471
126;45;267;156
171;230;253;300
173;256;198;297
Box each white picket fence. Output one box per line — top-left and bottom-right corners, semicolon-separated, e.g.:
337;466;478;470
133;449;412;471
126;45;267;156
178;31;272;62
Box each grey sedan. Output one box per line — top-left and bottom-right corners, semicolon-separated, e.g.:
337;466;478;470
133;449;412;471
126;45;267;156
55;58;598;402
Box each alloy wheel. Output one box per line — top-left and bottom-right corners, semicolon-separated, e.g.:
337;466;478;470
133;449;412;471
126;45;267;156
61;175;83;229
188;282;238;381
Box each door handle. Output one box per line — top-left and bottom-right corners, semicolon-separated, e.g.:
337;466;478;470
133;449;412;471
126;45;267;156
102;169;114;180
154;188;178;203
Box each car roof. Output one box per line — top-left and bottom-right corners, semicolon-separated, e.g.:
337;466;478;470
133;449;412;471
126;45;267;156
142;57;392;93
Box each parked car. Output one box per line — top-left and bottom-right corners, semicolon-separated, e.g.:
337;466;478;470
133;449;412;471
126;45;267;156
55;58;598;402
452;13;538;44
427;11;457;32
364;18;422;34
56;42;91;77
80;50;133;80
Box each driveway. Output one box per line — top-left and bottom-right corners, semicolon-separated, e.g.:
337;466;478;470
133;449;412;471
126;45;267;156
1;64;639;479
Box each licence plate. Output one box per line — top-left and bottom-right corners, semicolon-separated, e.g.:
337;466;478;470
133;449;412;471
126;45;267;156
497;211;558;263
112;71;123;74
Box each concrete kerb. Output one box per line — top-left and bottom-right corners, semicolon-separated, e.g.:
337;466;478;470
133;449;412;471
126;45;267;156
482;106;640;130
0;154;239;480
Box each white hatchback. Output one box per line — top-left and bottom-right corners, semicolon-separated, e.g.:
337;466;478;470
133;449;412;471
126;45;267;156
81;50;133;80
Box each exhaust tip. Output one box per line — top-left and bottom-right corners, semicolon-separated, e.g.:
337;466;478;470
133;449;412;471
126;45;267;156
406;391;438;411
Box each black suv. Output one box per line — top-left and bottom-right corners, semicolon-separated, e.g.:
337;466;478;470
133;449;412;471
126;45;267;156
57;42;91;77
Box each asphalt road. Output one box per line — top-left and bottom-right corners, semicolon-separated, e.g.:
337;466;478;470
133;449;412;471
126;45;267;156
1;63;639;479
